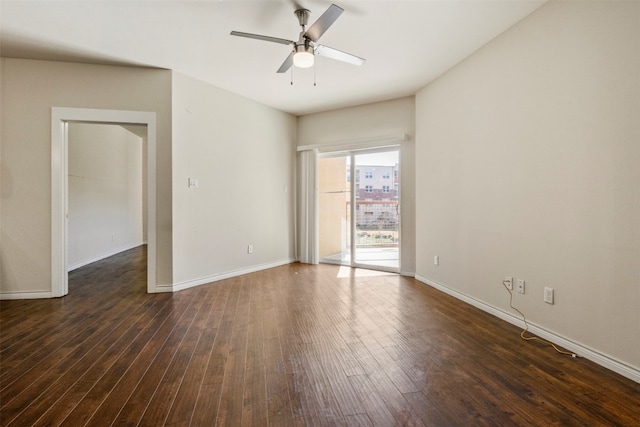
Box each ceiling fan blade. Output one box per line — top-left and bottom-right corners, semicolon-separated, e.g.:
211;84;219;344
304;4;343;42
315;44;365;66
230;31;293;46
277;52;294;73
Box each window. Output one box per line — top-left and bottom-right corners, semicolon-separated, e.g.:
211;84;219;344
365;185;373;193
365;171;373;179
382;172;390;179
382;185;390;193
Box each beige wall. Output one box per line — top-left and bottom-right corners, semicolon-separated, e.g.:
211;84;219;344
0;59;173;293
415;1;639;371
0;59;297;296
298;96;416;275
171;72;296;286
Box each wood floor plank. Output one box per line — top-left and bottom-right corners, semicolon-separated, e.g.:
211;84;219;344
5;296;168;427
1;299;122;385
263;338;294;426
103;290;206;427
164;283;228;426
347;374;397;427
215;326;248;426
74;295;195;426
241;276;269;427
137;284;221;426
137;346;195;426
2;249;639;426
190;279;242;426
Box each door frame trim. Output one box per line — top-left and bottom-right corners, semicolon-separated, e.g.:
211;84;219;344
51;107;157;297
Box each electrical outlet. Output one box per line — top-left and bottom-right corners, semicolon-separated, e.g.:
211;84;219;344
544;287;554;304
516;279;525;294
504;276;513;290
247;245;253;254
434;255;439;266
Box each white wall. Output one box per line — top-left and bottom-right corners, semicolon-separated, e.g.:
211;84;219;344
170;72;296;288
415;1;639;373
0;59;173;295
68;123;144;270
297;96;416;275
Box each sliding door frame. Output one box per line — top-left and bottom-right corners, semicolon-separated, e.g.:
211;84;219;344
318;146;401;273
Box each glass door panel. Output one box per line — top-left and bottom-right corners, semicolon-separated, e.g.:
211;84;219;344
353;151;399;271
318;155;351;265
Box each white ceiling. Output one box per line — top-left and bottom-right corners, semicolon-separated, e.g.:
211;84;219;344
0;0;546;116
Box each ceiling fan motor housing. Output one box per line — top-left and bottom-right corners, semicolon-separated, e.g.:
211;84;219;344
295;42;314;55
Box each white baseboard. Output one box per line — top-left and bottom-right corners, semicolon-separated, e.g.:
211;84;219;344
68;242;145;272
0;291;54;300
153;284;175;293
171;258;297;292
415;274;640;384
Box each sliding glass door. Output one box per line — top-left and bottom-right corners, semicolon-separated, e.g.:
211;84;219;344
319;148;400;272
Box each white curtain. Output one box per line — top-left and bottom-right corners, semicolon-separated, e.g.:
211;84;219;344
296;149;318;264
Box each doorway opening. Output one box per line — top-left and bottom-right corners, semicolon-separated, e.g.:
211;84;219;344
67;123;147;273
319;148;400;272
51;108;157;296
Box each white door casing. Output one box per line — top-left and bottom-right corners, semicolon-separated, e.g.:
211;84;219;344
51;107;157;296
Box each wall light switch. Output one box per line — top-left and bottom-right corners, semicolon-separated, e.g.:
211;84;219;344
188;178;199;188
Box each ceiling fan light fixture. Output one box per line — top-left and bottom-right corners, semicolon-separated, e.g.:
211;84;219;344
231;4;364;75
293;44;314;68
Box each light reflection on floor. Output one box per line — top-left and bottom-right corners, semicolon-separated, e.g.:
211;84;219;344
322;247;400;271
336;266;397;278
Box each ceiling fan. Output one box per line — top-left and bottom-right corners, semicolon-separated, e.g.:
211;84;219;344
230;3;365;73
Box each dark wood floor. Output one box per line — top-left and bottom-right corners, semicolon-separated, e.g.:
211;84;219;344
1;246;639;426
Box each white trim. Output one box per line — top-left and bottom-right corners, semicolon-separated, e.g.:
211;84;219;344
0;291;54;300
170;258;296;292
415;274;640;384
68;243;146;272
297;133;408;153
51;107;157;297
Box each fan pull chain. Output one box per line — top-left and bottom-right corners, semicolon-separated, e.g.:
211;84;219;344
290;66;293;85
314;63;317;87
